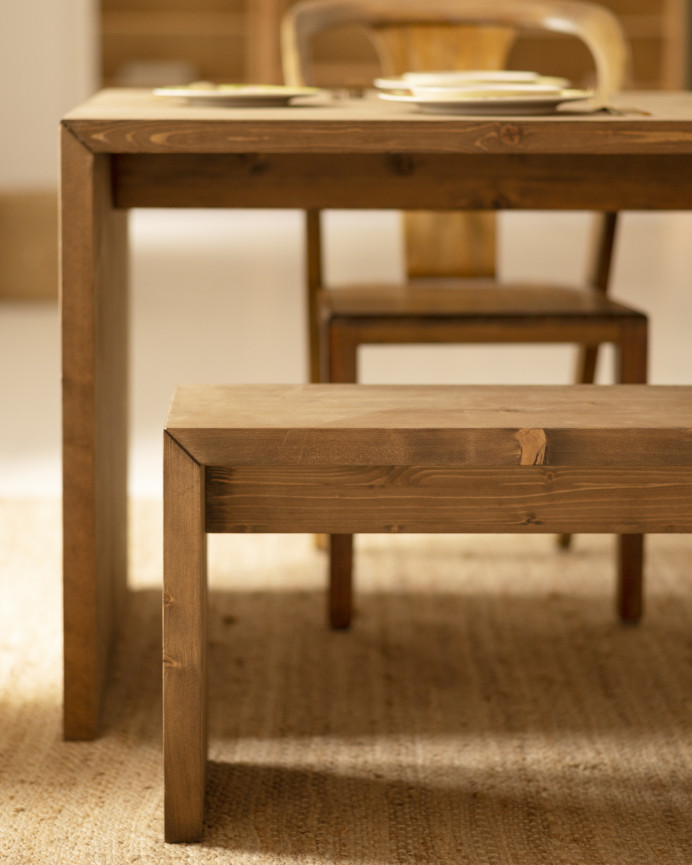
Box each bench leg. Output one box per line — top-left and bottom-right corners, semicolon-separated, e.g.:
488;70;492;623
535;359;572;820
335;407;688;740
163;433;208;843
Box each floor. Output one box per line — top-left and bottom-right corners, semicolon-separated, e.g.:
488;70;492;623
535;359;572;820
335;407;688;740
2;208;692;498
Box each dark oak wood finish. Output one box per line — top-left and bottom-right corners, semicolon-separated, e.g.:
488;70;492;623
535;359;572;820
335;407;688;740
64;90;692;156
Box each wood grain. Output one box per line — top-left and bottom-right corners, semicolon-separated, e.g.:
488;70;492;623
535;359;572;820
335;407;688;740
164;380;692;839
324;303;646;360
61;127;129;741
204;464;692;534
166;384;692;468
110;151;692;211
61;86;692;743
63;90;692;157
321;283;638;316
163;432;208;844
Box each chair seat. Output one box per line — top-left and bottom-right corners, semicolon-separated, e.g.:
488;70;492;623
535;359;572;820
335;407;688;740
320;282;646;321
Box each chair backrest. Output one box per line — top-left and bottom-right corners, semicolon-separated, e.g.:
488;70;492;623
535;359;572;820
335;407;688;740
282;0;629;280
282;0;629;97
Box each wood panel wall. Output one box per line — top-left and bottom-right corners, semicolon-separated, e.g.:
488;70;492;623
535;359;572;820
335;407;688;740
99;0;689;90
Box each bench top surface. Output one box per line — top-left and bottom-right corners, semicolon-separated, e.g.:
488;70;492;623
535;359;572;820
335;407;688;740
167;384;692;431
165;385;692;467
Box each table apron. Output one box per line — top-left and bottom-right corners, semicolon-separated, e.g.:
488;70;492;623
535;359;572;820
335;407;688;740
112;152;692;210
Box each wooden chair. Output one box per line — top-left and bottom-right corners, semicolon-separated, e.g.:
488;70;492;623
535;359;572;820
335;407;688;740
281;0;648;629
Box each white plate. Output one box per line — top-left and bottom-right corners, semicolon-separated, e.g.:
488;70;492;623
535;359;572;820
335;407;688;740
409;83;567;99
378;89;594;115
153;84;321;107
375;71;570;91
404;69;562;84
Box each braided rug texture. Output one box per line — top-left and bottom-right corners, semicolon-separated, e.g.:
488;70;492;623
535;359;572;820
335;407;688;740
1;498;691;864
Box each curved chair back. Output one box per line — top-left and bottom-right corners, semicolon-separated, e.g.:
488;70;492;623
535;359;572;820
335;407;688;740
282;0;629;100
282;0;629;290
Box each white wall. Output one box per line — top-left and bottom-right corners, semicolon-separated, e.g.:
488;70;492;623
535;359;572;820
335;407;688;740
0;0;97;189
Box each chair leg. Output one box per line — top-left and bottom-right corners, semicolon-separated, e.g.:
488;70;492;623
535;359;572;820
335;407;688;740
575;343;600;385
327;322;359;628
617;534;644;623
556;532;571;550
163;433;208;843
329;534;354;629
306;210;324;385
615;319;648;623
563;323;648;625
617;319;648;386
558;343;600;551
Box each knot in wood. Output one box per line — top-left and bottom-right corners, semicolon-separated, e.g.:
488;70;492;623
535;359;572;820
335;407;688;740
492;194;511;209
162;651;178;669
500;124;523;147
515;428;547;465
240;154;269;174
522;513;543;526
388;154;416;176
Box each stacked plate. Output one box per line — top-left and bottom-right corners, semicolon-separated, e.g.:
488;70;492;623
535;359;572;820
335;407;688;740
375;70;594;115
153;83;321;107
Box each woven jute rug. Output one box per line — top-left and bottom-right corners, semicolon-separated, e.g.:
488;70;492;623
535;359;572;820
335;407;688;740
1;498;692;864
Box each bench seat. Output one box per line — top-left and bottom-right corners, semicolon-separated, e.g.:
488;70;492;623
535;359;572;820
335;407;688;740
163;383;692;842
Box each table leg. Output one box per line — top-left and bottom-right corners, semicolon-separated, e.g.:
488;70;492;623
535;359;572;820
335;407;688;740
61;128;129;739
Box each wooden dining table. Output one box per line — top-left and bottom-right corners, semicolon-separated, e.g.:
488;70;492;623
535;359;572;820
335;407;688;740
60;87;692;740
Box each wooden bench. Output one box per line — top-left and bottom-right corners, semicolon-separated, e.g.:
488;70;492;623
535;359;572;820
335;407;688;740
163;383;692;842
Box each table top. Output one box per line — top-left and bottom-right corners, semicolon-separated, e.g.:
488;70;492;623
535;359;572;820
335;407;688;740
62;88;692;156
